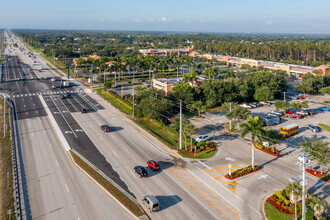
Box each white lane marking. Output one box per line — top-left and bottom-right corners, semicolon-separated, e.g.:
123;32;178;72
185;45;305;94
65;184;69;192
56;160;59;167
49;143;52;148
26;112;28;115
24;104;26;107
44;130;46;134
198;160;212;169
112;151;119;158
257;174;268;179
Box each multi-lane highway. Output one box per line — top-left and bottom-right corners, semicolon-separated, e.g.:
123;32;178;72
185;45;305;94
2;32;237;220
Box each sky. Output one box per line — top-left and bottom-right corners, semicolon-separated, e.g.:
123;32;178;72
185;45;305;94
1;0;330;34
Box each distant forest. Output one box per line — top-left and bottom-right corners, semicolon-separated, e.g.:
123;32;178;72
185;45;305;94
13;30;330;67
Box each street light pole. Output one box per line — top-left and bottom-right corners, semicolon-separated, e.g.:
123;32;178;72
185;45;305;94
302;154;306;220
179;100;182;150
3;97;6;138
229;103;232;131
132;86;135;118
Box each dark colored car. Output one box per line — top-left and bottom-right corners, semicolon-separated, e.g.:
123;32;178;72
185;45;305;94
59;84;64;89
65;92;71;98
147;160;160;171
100;125;111;132
81;108;87;113
60;94;66;99
134;166;148;178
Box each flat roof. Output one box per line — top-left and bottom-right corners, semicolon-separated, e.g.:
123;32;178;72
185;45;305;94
281;123;298;130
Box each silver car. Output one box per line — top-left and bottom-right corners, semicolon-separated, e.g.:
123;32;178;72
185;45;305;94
308;124;320;133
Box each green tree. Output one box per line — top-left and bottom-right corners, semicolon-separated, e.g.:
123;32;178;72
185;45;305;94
187;123;198;151
204;66;219;80
254;86;274;102
285;182;302;220
104;81;112;89
183;69;198;86
274;100;290;112
320;86;330;94
240;116;265;169
187;100;206;117
308;194;328;220
290;101;309;110
300;139;330;174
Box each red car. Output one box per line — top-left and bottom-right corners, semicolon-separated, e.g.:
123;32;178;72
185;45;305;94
288;113;302;119
297;96;305;99
147;160;160;171
286;110;294;114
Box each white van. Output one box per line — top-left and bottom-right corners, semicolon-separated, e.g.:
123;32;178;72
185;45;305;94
142;196;160;212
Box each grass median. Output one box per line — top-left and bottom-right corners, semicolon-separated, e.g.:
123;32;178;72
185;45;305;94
69;151;144;217
97;89;133;115
0;101;14;219
318;123;330;132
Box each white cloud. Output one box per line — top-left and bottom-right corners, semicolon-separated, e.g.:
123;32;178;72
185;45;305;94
266;20;273;25
149;18;155;22
134;18;143;23
100;19;104;23
162;17;166;22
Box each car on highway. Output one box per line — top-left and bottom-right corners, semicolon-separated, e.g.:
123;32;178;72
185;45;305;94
51;78;56;82
288;113;302;119
147;160;160;171
65;92;71;98
81;108;87;113
134;166;148;178
52;84;57;89
196;134;209;142
142;196;160;212
308;124;321;133
60;94;66;99
100;125;111;132
317;106;330;111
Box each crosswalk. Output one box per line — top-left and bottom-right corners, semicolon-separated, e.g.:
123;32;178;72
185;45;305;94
12;90;82;98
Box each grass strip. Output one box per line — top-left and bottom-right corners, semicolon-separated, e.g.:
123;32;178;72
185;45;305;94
264;201;294;220
0;101;14;219
69;151;144;217
318;123;330;132
98;89;133;115
178;148;216;159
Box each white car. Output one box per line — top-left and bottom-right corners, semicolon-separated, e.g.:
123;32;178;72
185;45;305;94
240;103;252;109
270;110;283;116
196;135;209;142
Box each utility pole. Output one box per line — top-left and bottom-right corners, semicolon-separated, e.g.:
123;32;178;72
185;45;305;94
121;84;123;99
302;154;306;220
179;100;182;150
52;49;55;65
229;103;232;131
3;97;6;138
132;86;135;118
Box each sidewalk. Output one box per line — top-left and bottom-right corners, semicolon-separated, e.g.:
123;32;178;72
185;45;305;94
88;91;183;159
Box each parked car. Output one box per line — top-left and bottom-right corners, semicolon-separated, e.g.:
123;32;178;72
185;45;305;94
81;108;87;113
240;103;252;109
196;135;209;142
302;108;315;115
147;160;160;171
267;113;279;117
296;96;305;99
134;166;148;178
260;101;267;105
100;125;111;132
308;124;320;133
286;110;295;114
248;103;257;108
270;110;283;116
250;102;260;107
317;106;330;111
266;101;273;105
288;113;302;119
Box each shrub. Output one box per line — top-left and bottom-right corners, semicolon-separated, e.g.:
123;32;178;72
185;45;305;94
255;141;263;149
275;191;291;206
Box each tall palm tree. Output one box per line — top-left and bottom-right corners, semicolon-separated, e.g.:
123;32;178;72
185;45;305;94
285;181;302;220
187;123;198;152
309;194;328;220
240;116;265;169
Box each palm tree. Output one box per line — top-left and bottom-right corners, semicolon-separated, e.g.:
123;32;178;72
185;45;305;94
309;194;328;220
240;116;265;169
285;181;302;220
187;123;198;152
